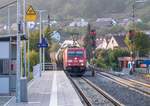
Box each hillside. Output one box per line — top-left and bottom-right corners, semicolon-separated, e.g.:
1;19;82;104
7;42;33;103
0;0;150;22
31;0;128;19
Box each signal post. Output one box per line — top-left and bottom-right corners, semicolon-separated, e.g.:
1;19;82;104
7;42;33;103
90;29;96;76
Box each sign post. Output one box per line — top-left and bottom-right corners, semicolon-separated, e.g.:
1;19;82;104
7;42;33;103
25;5;37;79
37;37;48;73
37;37;48;48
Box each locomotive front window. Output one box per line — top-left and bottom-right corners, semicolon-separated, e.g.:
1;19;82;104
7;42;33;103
68;51;75;57
76;51;83;57
68;51;83;57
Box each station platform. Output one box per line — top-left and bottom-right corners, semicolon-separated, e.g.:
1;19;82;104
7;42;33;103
4;71;83;106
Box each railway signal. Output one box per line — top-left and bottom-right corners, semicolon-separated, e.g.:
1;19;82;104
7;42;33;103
90;29;96;77
90;29;96;49
128;29;135;43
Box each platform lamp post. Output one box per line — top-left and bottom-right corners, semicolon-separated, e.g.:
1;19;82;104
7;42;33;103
37;10;47;75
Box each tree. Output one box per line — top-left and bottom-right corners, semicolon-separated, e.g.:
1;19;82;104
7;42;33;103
44;26;53;62
109;25;125;34
83;24;93;62
29;30;39;52
26;50;39;72
134;32;150;56
124;30;135;51
95;48;129;69
125;31;150;57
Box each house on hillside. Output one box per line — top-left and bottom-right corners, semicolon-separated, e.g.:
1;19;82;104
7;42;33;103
96;37;107;49
96;36;111;50
95;18;117;27
69;19;88;27
107;35;127;50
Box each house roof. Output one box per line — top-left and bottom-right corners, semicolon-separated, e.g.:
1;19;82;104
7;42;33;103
113;35;127;48
105;36;112;44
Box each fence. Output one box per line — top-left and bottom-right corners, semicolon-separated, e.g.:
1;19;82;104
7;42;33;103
42;63;57;71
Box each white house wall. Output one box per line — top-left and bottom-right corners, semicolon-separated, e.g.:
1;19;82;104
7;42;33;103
107;37;118;50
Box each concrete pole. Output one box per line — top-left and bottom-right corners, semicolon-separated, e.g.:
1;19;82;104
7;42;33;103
16;0;21;103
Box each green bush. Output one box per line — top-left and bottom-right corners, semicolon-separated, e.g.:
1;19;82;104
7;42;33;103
95;48;130;70
26;50;39;72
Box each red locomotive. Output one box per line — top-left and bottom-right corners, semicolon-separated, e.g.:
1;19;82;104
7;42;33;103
56;47;87;75
63;47;87;75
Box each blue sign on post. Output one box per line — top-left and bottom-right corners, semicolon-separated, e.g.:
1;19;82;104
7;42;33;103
38;37;48;48
143;60;150;66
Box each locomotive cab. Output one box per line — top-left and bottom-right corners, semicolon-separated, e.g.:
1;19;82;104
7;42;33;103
63;47;87;75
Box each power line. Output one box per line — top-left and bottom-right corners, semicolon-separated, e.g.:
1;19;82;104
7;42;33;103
0;1;17;10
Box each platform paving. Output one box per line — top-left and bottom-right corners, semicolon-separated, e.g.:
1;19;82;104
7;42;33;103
4;71;83;106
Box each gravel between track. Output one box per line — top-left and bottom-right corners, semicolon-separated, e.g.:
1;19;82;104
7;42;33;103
84;72;150;106
72;77;114;106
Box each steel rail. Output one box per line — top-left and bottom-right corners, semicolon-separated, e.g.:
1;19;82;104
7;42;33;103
104;71;150;88
123;77;150;88
67;75;92;106
98;72;150;96
82;77;124;106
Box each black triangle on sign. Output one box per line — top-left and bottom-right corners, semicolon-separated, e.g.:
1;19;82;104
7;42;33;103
26;5;36;15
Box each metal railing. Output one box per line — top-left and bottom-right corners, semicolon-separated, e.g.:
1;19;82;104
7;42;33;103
42;63;57;71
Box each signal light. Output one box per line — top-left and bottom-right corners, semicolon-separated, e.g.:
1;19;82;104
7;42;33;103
90;29;96;36
89;29;96;48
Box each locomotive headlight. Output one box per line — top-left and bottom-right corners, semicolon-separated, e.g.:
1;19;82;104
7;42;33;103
68;60;73;62
79;60;84;62
81;63;84;66
68;64;71;66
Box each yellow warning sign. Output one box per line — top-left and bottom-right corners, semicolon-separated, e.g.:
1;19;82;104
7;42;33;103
25;5;37;22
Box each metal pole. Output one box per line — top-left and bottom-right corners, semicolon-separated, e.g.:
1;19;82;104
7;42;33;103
21;42;23;77
27;27;30;79
37;10;46;75
8;7;11;35
132;0;135;29
42;21;45;71
23;0;26;77
8;6;11;76
39;11;42;76
16;0;21;103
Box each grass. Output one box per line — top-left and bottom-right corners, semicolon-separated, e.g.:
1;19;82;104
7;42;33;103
144;74;150;79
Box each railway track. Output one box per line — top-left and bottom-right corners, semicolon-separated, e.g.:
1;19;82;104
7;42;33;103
68;75;124;106
68;76;92;106
97;72;150;96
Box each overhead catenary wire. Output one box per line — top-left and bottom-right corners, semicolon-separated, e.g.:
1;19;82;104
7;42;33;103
0;1;17;10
